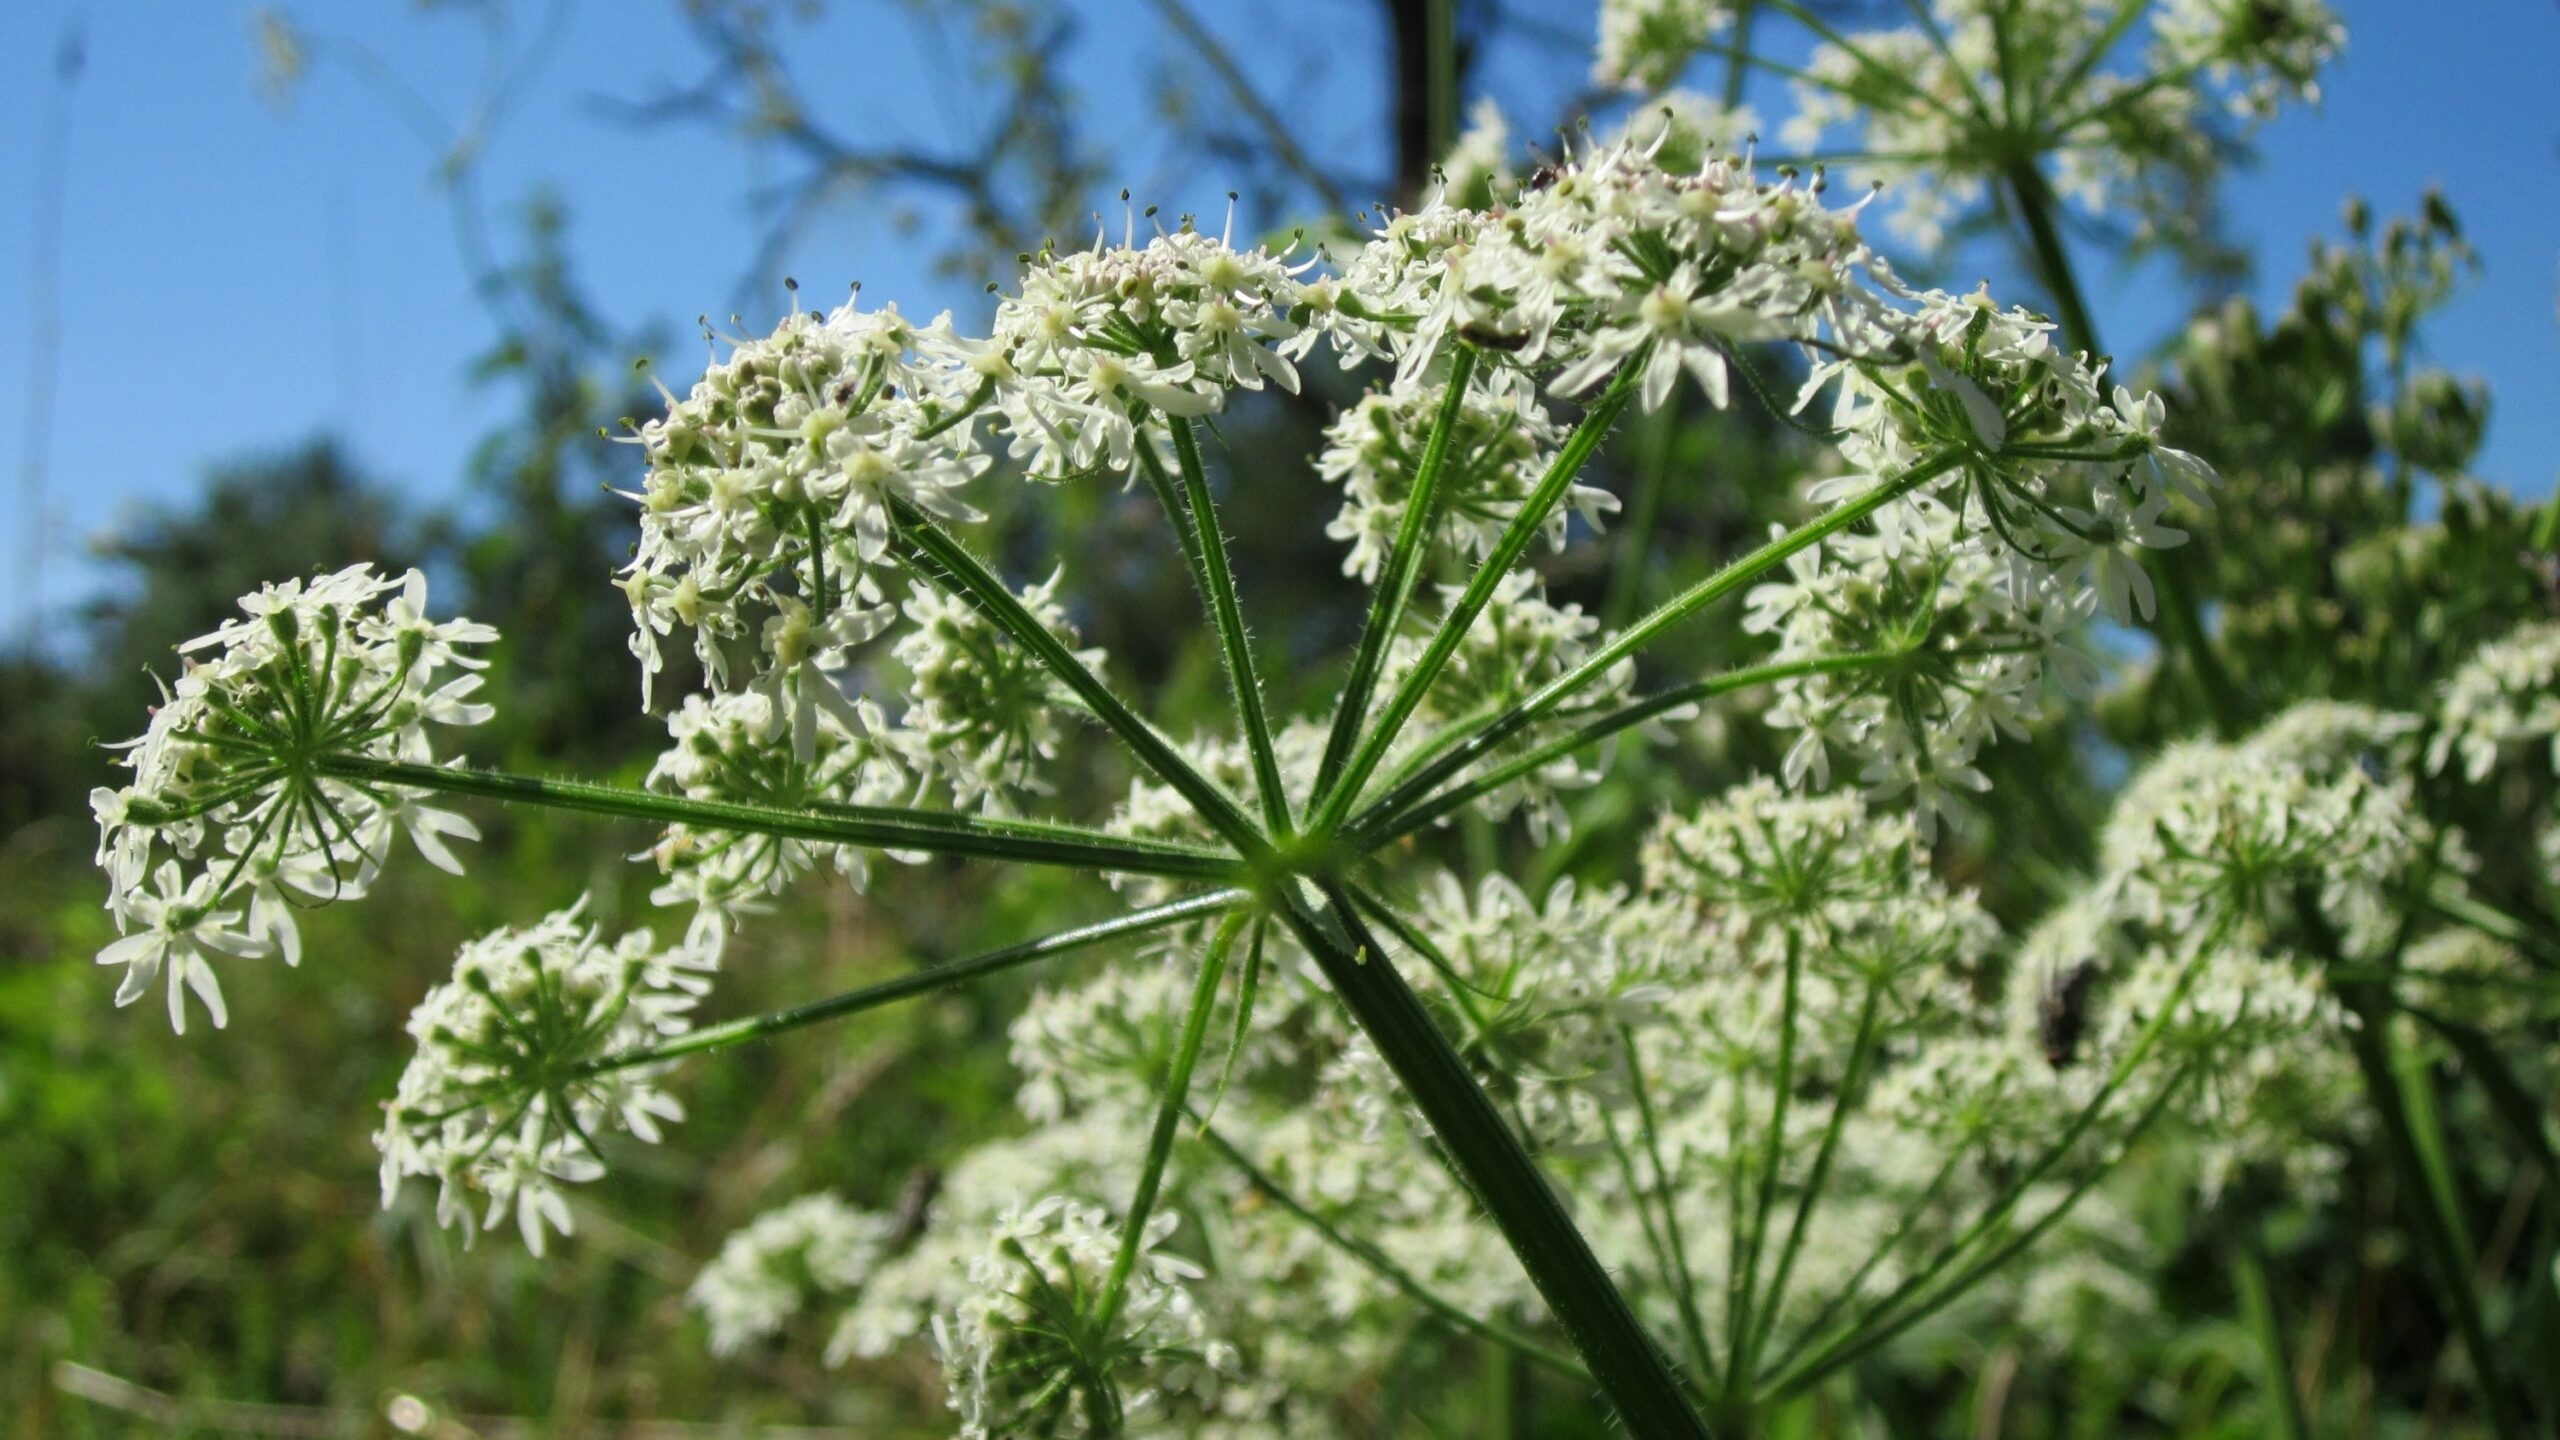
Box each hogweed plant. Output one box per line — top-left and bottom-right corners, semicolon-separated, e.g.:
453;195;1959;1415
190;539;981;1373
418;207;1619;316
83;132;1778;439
85;27;2556;1432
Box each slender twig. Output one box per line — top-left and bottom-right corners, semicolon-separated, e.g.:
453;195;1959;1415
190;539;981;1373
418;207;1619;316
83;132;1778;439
1141;0;1353;218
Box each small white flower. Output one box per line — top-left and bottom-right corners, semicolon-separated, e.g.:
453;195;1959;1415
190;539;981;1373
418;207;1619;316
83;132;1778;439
96;861;268;1033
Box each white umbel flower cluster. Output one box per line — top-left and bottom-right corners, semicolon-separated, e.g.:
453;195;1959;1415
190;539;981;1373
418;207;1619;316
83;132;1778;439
2428;620;2560;782
374;899;716;1256
2099;703;2430;961
1594;0;1733;91
688;1192;895;1356
1776;0;2341;247
700;784;2233;1414
934;1199;1229;1440
91;565;495;1030
896;572;1105;814
1751;308;2216;827
609;128;2210;865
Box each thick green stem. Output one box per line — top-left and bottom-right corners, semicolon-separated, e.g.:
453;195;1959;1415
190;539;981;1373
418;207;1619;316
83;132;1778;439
314;755;1240;882
1098;908;1250;1332
1311;357;1649;838
577;890;1246;1075
1273;881;1712;1438
1191;1117;1590;1380
1315;348;1482;809
1158;419;1293;835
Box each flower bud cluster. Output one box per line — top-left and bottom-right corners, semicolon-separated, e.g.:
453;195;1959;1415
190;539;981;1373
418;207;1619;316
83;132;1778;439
2001;703;2459;1199
91;565;495;1030
2099;704;2429;959
895;573;1104;814
704;779;2258;1406
374;899;715;1255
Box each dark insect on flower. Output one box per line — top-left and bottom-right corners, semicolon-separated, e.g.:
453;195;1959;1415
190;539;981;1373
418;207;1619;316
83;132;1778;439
891;1164;944;1248
2038;959;2102;1070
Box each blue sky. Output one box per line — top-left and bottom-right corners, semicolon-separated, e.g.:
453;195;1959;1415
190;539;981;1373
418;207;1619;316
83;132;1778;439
2;0;2554;645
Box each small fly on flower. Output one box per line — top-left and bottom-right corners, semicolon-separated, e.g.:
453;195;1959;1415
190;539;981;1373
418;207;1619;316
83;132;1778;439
2037;959;2102;1070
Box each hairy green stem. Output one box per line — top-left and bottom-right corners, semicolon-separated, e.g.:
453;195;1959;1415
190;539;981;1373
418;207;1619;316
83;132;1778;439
577;890;1247;1075
891;499;1270;859
1315;347;1481;810
314;755;1240;881
1159;419;1293;835
1353;651;1899;847
1311;356;1649;838
1342;450;1963;845
1098;908;1250;1332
